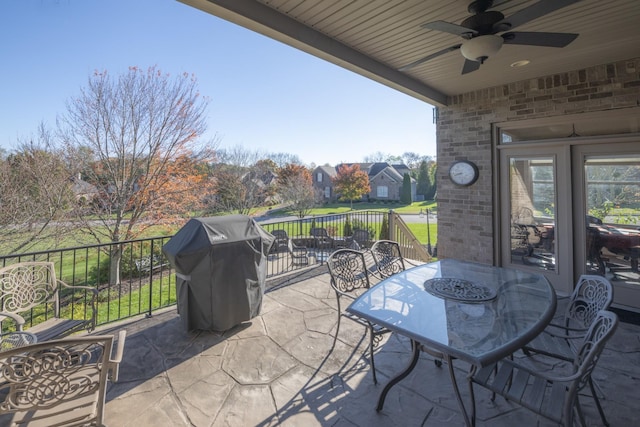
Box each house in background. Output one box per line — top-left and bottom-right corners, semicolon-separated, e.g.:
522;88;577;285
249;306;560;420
313;165;337;201
312;162;416;202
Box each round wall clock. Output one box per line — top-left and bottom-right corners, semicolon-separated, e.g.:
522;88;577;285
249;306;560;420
449;160;479;186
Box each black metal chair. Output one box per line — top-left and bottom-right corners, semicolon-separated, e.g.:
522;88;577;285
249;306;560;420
471;310;618;427
370;240;406;279
326;249;390;384
287;239;310;266
310;227;335;251
269;229;290;254
346;228;373;249
521;274;613;425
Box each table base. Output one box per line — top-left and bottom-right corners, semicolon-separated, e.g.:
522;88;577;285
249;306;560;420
376;339;477;427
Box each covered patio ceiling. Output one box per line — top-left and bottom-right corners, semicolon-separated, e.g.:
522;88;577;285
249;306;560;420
179;0;640;107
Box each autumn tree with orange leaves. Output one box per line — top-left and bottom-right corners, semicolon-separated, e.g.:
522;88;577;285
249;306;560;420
59;66;215;284
332;164;370;210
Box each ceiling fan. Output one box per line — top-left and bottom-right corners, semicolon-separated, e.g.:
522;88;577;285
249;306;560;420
400;0;581;75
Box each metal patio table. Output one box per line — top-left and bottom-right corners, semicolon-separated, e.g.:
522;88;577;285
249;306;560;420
346;259;557;427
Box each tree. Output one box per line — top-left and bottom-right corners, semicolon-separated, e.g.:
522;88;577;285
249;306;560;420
268;152;302;167
379;214;389;240
0;127;76;254
332;164;370;209
401;173;412;204
402;152;434;169
427;161;437;199
277;164;317;218
209;148;279;214
59;66;212;284
362;151;389;163
416;160;431;198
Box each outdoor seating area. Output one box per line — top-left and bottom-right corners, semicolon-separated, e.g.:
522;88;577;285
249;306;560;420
0;261;638;426
78;265;638;426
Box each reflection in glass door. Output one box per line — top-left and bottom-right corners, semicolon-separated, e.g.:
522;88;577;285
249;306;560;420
582;153;640;309
508;157;557;271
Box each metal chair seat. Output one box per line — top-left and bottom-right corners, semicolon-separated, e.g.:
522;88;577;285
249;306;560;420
472;311;618;427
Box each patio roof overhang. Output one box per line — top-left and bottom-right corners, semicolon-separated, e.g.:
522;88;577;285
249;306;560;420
179;0;640;107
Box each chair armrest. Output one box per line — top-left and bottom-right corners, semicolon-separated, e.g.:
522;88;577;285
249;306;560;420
499;357;582;384
57;280;99;296
107;330;127;382
543;322;588;339
57;279;99;329
0;310;26;330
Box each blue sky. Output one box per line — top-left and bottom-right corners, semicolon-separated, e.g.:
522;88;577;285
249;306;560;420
0;0;436;166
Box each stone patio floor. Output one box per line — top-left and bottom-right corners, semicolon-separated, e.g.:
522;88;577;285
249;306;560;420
98;266;639;426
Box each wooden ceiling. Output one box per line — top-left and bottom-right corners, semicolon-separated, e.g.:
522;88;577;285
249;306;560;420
180;0;640;106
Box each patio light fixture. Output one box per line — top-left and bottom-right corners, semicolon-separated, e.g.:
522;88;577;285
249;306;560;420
460;35;503;64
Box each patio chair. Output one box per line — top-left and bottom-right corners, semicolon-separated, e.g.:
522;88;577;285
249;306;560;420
287;239;310;266
346;228;373;249
310;227;335;251
0;330;127;427
471;310;618;427
269;229;290;254
370;240;406;279
521;274;613;425
0;261;98;342
326;249;390;384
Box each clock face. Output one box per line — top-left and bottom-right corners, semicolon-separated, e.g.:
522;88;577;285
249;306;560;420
449;161;478;186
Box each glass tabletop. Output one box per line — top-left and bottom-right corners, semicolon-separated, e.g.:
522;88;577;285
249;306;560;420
347;259;557;367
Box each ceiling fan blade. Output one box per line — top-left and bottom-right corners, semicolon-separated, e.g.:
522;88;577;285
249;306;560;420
421;20;478;37
461;59;481;75
502;31;579;48
495;0;582;31
399;44;462;71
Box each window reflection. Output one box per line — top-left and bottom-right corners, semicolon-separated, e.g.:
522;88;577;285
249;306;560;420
510;157;556;271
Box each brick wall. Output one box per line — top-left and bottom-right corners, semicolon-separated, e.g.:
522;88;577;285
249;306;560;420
436;57;640;263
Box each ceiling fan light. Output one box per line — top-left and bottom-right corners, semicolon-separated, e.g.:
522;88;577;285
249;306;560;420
461;35;503;63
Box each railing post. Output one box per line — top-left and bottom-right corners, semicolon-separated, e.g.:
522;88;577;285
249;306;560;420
147;239;155;318
388;210;396;241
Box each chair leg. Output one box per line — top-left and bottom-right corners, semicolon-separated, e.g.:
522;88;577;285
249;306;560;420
368;325;378;384
574;396;587;427
332;295;341;350
589;378;610;427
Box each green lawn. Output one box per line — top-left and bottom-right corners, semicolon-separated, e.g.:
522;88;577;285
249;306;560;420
406;223;438;246
277;200;437;217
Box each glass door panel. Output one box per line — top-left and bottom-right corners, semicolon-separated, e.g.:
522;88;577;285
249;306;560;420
582;153;640;308
508;157;557;271
500;146;571;294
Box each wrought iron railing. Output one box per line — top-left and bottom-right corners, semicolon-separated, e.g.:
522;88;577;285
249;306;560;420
0;210;428;330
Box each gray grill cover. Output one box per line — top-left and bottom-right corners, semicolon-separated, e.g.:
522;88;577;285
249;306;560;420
162;215;275;331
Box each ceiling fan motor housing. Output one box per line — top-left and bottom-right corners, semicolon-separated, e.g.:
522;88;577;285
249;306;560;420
460;10;506;38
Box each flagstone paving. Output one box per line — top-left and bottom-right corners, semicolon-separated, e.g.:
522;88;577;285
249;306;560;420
98;266;640;426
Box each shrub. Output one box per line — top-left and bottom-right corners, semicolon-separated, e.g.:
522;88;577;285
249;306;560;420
343;216;353;236
379;215;389;240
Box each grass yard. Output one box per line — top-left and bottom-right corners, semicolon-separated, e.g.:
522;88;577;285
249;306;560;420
277;200;437;217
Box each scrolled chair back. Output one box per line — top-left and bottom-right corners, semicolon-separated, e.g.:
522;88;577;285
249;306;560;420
566;275;613;329
0;262;58;315
370;240;406;279
327;249;370;295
